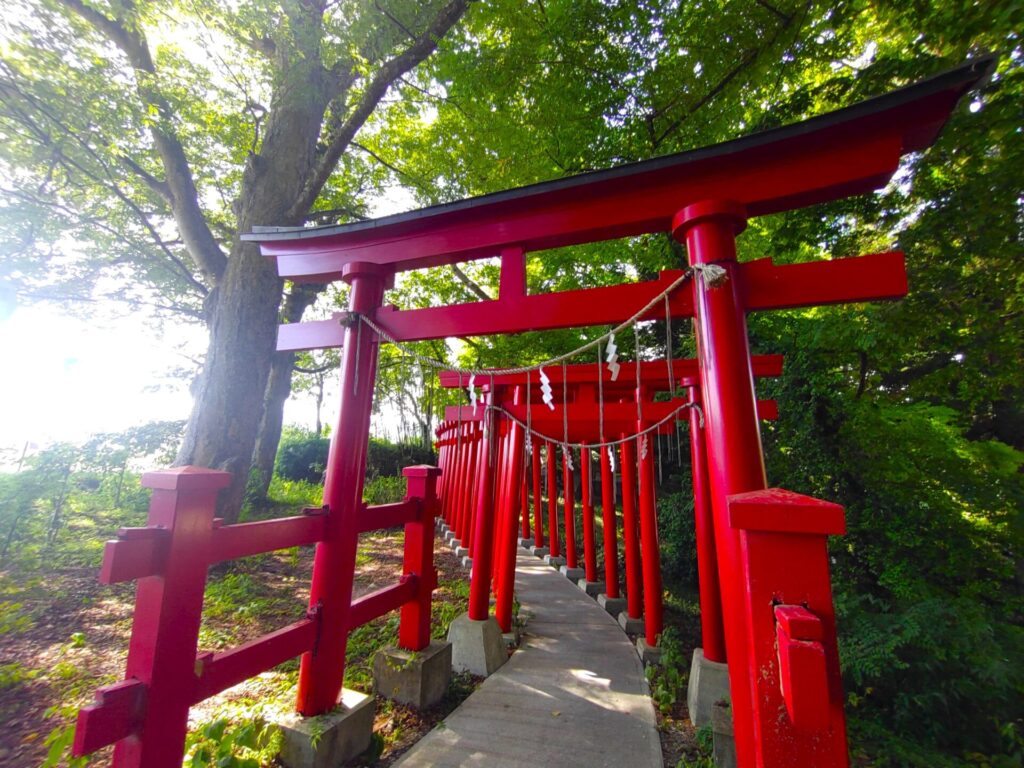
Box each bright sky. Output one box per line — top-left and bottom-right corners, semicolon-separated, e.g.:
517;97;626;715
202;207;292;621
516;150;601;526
0;188;418;466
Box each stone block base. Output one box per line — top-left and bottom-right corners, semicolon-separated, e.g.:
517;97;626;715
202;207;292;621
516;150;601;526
559;565;585;582
636;637;663;665
529;546;549;558
617;612;644;635
687;647;731;728
597;594;627;616
518;537;534;548
543;554;566;568
444;530;457;542
460;556;472;569
712;700;736;768
372;641;452;710
447;612;507;677
277;689;374;768
577;579;605;597
454;546;468;558
449;538;462;551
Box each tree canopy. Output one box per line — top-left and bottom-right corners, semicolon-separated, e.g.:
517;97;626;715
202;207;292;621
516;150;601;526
1;1;1022;762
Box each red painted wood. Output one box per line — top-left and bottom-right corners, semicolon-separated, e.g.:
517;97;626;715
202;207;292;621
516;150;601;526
730;494;848;763
688;389;726;663
99;529;169;584
194;619;317;701
276;252;905;349
599;446;619;599
356;499;421;533
619;439;642;620
562;449;577;570
531;443;544;548
580;447;598;583
437;354;784;388
261;135;906;277
298;263;390;717
637;427;663;646
495;388;526;632
73;680;146;756
400;466;440;650
349;576;419;629
546;443;560;558
468;407;497;620
211;513;327;562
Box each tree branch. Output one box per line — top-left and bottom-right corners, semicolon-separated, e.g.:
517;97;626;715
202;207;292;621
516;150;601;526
56;0;228;284
286;0;471;220
450;263;492;302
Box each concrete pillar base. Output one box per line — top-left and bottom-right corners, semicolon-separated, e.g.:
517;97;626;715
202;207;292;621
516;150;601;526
444;530;457;542
559;565;585;582
597;594;627;616
687;647;731;728
577;579;605;597
372;641;452;710
277;689;374;768
454;546;469;558
636;638;663;666
447;612;507;677
460;556;472;569
449;538;462;551
518;537;534;548
543;554;566;568
711;700;737;768
529;545;550;558
617;612;645;635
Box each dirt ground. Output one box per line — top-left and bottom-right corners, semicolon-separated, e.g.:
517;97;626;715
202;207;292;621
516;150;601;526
0;527;475;768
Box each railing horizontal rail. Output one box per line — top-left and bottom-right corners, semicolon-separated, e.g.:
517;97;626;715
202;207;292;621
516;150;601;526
349;576;418;629
357;499;421;533
194;617;318;701
211;513;328;564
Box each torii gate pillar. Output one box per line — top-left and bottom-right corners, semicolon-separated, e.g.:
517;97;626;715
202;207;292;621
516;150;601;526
674;201;848;766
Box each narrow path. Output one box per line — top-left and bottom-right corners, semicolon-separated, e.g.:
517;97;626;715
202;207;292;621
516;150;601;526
393;548;663;767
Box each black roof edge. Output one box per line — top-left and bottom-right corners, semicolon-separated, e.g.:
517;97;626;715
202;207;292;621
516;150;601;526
243;56;996;243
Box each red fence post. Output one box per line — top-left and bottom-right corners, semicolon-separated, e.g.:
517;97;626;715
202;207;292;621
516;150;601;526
728;489;849;766
74;467;230;768
672;200;774;765
468;407;496;620
581;446;598;583
637;427;664;646
600;446;620;598
298;262;391;716
546;443;560;558
399;466;441;651
619;438;643;620
562;449;578;569
495;387;526;632
531;443;544;548
520;450;531;540
688;388;727;663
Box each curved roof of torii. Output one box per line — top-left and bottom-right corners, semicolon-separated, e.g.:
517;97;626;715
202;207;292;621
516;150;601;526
243;58;992;279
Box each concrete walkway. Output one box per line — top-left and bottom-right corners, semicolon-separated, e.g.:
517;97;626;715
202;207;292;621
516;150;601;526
393;548;663;768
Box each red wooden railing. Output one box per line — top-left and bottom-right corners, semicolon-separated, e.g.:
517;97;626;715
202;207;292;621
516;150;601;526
73;463;440;768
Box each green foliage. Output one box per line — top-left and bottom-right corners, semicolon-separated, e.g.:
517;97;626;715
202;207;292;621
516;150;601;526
363;475;407;506
645;627;689;715
656;491;698;585
274;430;434;486
274;431;331;485
184;715;282;768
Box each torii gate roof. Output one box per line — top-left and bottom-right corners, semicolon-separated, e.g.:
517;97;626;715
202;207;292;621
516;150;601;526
244;59;992;280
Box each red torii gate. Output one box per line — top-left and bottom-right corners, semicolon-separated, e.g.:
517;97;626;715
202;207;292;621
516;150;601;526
436;355;783;658
70;59;989;768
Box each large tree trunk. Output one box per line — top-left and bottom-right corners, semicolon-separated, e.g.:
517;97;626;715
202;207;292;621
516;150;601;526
249;284;322;503
176;3;333;522
175;0;470;522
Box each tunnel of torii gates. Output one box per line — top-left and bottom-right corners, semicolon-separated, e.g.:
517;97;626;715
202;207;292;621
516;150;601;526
71;60;990;768
432;355;783;657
